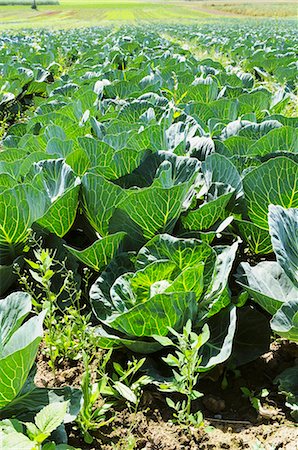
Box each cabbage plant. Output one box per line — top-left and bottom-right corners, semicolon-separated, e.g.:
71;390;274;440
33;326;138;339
90;234;238;353
238;205;298;341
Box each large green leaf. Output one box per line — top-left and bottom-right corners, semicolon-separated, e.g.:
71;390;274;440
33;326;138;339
210;98;239;121
46;138;74;158
248;126;298;155
106;291;197;337
181;190;234;231
78;136;147;180
111;183;191;243
200;305;237;369
238;261;298;315
0;185;46;263
0;174;18;194
0;293;45;408
65;232;126;272
243;157;298;230
200;241;238;319
269;205;298;287
238;120;282;140
234;219;272;255
202;153;243;201
90;252;135;322
187;136;215;161
65;149;90;177
91;326;161;353
238;90;271;116
166;264;205;299
81;173;125;236
110;261;178;308
32;159;81;237
0;292;31;347
19;152;53;179
116;151;200;189
220;119;252;139
136;234;214;272
178;77;218;103
271;300;298;342
219;136;254;157
36;185;80;237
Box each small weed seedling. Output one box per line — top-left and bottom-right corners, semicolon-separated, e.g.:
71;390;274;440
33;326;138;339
153;320;210;427
107;357;151;450
76;351;115;444
112;433;137;450
241;387;269;413
77;352;151;444
109;357;152;411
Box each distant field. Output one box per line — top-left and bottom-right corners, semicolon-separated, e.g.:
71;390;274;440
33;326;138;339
0;0;296;29
0;0;58;4
202;0;298;17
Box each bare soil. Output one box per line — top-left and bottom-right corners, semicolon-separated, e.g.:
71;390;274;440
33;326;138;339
35;340;298;450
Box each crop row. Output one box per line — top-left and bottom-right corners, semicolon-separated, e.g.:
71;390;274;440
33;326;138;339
0;23;297;445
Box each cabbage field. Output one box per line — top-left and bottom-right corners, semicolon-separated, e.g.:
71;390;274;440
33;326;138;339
0;20;298;450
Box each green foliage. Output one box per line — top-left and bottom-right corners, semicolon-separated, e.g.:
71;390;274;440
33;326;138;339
275;366;298;422
15;244;98;368
241;387;269;413
90;234;237;353
0;402;73;450
0;22;298;443
108;357;152;407
65;232;126;272
76;352;114;444
0;292;45;409
242;157;298;230
76;350;150;444
271;300;298;342
238;204;298;341
269;205;298;288
154;320;208;427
